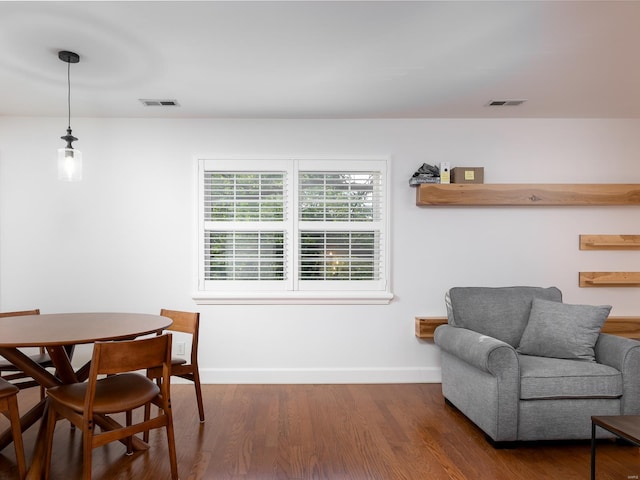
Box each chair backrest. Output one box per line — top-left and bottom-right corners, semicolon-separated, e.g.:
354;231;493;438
0;309;40;318
160;309;200;362
446;286;562;347
91;334;172;376
161;309;199;336
0;309;44;355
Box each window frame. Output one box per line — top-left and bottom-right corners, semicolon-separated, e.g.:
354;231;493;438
194;157;393;305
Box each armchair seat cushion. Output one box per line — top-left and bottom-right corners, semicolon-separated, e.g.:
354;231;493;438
519;354;622;400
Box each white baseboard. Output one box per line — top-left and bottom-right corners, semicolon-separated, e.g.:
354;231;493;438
191;367;442;384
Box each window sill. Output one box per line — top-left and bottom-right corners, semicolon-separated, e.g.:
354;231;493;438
192;291;394;305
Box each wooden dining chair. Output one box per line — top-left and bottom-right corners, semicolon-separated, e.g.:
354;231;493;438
149;309;204;423
0;378;26;479
0;309;75;398
43;334;178;480
0;309;46;394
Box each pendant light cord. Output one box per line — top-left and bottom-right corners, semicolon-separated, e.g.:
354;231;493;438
67;59;71;130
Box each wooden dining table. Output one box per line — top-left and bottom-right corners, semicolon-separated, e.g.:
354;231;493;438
0;312;172;479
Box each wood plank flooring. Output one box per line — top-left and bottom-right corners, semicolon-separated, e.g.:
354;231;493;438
1;383;639;479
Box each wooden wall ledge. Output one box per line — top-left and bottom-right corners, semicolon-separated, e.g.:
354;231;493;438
580;272;640;287
580;235;640;250
416;184;640;206
415;316;640;340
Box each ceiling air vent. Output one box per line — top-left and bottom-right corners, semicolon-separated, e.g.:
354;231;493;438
139;99;180;107
486;99;526;107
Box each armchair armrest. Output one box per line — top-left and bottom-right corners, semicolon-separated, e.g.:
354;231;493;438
435;324;520;442
434;324;518;376
595;333;640;414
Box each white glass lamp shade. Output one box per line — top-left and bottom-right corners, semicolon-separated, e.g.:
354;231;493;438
57;147;82;181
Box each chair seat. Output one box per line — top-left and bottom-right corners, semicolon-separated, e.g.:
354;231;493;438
171;357;187;366
148;358;187;377
519;354;622;400
0;378;19;397
47;373;160;414
0;353;53;371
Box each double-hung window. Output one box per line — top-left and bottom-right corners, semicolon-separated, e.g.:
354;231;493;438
195;158;391;304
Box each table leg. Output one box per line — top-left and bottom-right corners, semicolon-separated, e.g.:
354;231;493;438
46;346;78;384
591;421;597;480
0;347;61;389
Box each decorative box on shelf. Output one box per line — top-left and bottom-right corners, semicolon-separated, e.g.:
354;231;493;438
451;167;484;184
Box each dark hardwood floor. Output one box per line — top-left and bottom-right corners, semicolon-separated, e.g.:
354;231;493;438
1;383;639;479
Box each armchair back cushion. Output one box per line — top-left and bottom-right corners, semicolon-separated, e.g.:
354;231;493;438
446;286;562;347
517;298;611;361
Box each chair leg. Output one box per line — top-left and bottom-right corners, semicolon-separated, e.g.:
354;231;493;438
125;410;133;455
6;395;26;480
163;403;179;479
82;421;94;480
192;370;205;423
44;406;60;480
143;403;151;443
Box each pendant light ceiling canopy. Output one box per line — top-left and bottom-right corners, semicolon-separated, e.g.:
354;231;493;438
58;50;79;65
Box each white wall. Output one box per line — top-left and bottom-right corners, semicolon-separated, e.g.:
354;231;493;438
1;117;639;383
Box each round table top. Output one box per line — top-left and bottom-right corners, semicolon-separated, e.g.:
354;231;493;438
0;312;172;347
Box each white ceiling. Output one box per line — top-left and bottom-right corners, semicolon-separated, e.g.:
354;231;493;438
1;1;640;119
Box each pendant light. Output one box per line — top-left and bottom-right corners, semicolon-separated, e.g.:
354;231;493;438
57;50;82;182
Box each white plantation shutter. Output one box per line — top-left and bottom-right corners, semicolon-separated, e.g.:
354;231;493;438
197;158;390;303
204;231;285;281
298;171;382;223
297;169;384;290
204;171;285;222
200;161;291;290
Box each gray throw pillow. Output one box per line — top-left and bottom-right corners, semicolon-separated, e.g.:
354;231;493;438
517;298;611;361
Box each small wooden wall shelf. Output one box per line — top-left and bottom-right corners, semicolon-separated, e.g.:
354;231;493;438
415;316;640;339
416;184;640;206
414;317;447;338
580;272;640;287
580;235;640;250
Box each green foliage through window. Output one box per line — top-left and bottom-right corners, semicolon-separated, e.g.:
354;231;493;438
204;172;284;221
299;172;381;222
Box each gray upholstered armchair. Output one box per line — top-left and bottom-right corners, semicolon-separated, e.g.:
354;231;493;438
434;286;640;445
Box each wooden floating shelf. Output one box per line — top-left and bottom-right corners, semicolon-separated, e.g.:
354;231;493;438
580;272;640;287
415;316;640;340
414;317;447;339
580;235;640;250
416;184;640;206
